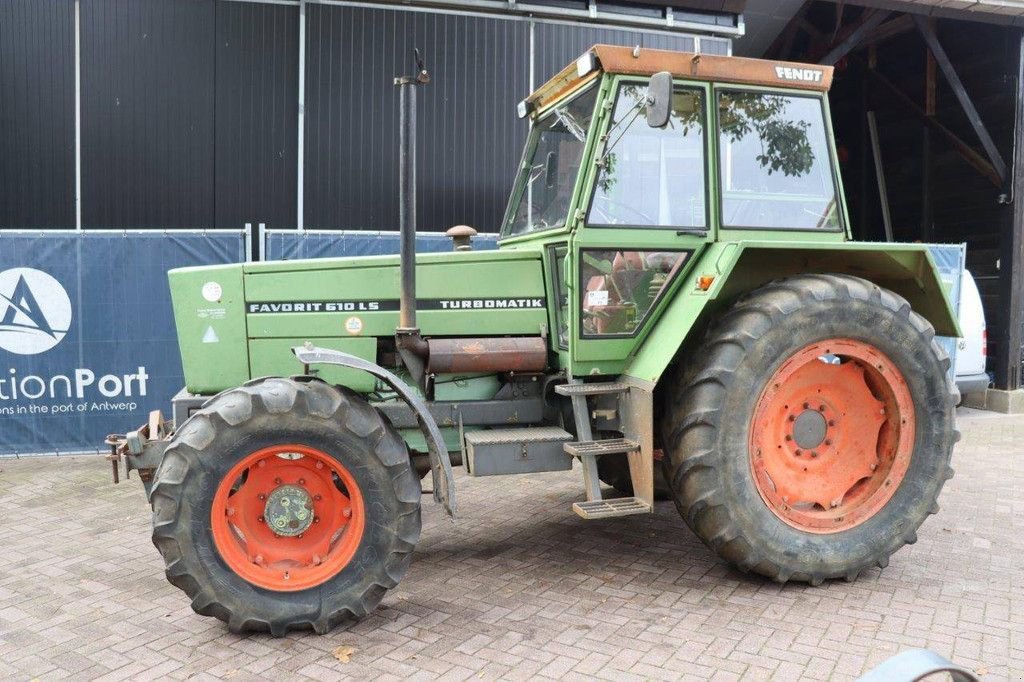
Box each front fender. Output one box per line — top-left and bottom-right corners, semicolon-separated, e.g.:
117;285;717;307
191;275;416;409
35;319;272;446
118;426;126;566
625;241;960;385
293;345;456;518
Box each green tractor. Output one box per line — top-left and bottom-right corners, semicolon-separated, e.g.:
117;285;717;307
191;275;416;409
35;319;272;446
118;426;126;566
109;45;960;635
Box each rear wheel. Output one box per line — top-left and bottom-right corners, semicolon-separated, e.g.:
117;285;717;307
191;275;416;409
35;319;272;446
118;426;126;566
661;275;958;584
150;377;420;635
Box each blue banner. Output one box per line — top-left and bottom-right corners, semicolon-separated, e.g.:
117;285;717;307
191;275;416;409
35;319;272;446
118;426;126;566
0;231;247;456
264;230;498;260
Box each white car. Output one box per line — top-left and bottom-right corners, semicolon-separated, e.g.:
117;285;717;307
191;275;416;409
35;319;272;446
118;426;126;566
954;269;989;396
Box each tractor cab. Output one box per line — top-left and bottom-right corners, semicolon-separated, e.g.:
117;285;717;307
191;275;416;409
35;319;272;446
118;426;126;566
499;45;846;377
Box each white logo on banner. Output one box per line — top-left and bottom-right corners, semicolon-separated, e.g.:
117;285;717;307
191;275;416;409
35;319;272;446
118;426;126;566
0;268;73;355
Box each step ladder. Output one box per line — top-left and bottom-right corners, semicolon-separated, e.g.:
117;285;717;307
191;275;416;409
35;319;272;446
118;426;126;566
556;381;652;519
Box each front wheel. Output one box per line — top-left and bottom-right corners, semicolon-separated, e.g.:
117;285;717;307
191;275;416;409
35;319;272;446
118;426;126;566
149;377;421;635
661;275;958;584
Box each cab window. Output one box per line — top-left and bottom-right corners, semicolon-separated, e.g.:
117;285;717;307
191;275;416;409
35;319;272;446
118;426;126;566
587;83;707;229
718;90;840;230
503;86;599;237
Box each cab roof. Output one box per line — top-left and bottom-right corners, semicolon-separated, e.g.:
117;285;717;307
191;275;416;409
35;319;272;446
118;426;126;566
525;44;835;114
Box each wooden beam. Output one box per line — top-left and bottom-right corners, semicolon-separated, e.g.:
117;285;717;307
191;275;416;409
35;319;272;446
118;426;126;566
913;14;1008;183
764;0;813;59
820;10;892;66
867;111;894;242
925;22;937;117
994;33;1024;391
861;14;914;48
922;24;936;241
865;66;1003;188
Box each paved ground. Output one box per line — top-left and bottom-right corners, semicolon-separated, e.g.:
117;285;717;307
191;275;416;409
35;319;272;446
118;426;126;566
0;407;1021;681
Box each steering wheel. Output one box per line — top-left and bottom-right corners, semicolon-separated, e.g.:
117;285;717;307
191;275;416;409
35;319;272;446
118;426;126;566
591;196;657;226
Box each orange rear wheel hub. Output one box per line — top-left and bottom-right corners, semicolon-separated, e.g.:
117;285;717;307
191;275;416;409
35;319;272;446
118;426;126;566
211;444;365;591
749;338;915;533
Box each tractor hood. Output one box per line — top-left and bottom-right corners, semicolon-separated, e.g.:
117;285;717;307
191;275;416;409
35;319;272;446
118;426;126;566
168;248;548;394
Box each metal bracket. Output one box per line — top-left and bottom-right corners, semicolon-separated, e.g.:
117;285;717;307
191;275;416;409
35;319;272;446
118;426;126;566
293;344;456;518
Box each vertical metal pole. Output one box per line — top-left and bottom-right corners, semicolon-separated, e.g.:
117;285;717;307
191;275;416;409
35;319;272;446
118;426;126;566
74;0;82;231
296;0;306;232
398;82;417;330
528;21;535;92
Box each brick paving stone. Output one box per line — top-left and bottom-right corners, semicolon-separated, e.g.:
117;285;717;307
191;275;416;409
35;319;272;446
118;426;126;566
0;407;1022;680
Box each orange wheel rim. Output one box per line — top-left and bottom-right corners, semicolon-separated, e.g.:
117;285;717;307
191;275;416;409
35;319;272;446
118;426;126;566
211;444;365;591
749;338;915;534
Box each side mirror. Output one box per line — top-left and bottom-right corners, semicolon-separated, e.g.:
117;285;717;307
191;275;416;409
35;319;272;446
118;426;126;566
544;151;558;189
646;71;672;128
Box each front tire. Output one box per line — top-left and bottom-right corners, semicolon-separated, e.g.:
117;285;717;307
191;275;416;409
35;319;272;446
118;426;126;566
150;377;421;635
661;275;958;584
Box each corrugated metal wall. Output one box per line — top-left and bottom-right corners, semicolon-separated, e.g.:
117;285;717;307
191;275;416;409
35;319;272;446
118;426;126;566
80;0;216;229
0;0;732;232
303;4;529;233
0;0;75;228
215;1;299;231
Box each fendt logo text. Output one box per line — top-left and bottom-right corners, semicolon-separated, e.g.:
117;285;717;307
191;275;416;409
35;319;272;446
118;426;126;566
0;267;73;355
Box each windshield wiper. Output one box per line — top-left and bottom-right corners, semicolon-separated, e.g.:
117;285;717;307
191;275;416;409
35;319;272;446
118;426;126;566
553;107;586;142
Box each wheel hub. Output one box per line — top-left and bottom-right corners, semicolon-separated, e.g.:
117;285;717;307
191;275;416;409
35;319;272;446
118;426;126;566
792;408;827;450
210;444;365;592
749;338;916;533
265;484;314;537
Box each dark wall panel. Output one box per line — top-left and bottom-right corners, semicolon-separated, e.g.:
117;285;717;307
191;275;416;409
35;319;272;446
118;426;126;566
304;5;530;233
215;1;299;230
534;23;697;85
0;0;75;228
81;0;215;229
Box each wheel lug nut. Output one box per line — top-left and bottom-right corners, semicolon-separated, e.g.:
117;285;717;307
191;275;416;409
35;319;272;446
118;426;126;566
788;415;796;422
803;402;810;409
258;494;267;501
315;461;324;470
795;449;802;456
830;500;840;508
314;516;320;523
257;515;265;523
226;508;235;517
785;435;792;441
298;478;305;485
810;451;818;458
828;420;835;427
314;494;322;501
343;508;352;518
297;533;303;539
253;554;264;565
274;477;283;485
312;554;322;566
870;463;878;471
257;460;266;468
825;439;832;446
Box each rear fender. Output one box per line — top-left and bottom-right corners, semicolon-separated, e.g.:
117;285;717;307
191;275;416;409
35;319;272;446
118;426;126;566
624;241;960;385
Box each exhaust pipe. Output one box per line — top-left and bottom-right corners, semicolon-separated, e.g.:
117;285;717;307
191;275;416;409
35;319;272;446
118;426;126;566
394;50;431;384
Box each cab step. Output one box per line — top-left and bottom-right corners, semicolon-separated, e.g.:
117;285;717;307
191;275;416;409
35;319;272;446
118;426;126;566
573;497;651;519
564;438;639;457
555;381;631;397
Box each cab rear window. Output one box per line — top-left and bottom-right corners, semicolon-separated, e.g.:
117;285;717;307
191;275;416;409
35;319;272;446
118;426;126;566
717;91;840;231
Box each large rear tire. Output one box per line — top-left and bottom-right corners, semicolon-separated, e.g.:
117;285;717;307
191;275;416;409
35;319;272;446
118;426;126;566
150;377;420;635
661;275;958;584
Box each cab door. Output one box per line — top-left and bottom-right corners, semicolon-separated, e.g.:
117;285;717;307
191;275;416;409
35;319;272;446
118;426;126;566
568;77;714;376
